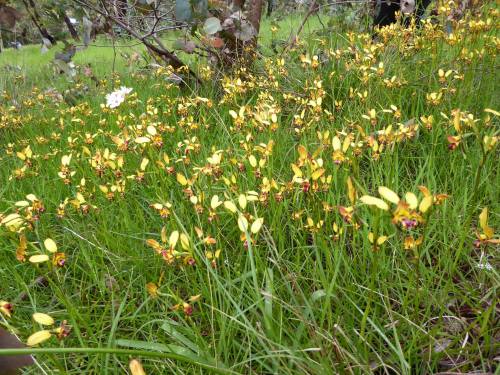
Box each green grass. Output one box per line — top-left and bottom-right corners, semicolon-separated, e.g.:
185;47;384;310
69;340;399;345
0;6;499;375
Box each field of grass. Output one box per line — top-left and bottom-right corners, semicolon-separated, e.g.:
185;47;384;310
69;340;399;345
0;14;327;97
0;5;499;375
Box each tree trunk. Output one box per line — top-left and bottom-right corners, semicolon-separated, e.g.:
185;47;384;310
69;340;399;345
232;0;246;10
247;0;264;34
63;13;80;41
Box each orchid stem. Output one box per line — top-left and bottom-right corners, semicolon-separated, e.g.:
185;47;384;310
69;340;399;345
0;347;234;374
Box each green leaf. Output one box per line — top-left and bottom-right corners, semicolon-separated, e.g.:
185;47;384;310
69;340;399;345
115;338;223;369
115;339;196;358
203;17;222;35
161;320;200;353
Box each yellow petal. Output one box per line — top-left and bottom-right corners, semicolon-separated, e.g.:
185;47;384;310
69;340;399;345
129;359;146;375
27;330;52;346
419;195;433;213
311;168;325;181
146;283;158;298
360;195;389;211
332;136;341;151
180;233;190;250
134;137;151;144
210;195;221;209
160;226;168;243
33;313;54;326
194;227;203;238
140;158;149;171
246;193;259;202
189;294;201;302
176;173;188;186
405;192;418;210
368;232;374;243
251;218;264;234
44;238;58;253
347;176;356;204
484;108;500;116
297;145;308;159
479;207;494;238
342;136;351;153
238;194;247;210
479;207;488;232
291;164;302;178
1;213;24;227
15;200;30;207
76;192;85;203
29;254;50;263
248;155;257;168
0;300;12;317
224;201;237;213
169;231;179;248
378;186;400;204
147;125;157;136
61;154;72;166
418;185;431;197
377;236;388;245
237;215;249;232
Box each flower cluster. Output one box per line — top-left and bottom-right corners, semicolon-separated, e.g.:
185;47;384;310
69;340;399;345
105;86;133;109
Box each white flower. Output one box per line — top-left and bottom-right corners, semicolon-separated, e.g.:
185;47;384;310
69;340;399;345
476;262;493;271
105;86;132;109
117;86;133;96
476;253;494;271
105;92;124;109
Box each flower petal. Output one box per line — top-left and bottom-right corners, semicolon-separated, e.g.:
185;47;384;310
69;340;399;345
479;207;494;238
134;137;150;144
129;359;146;375
238;194;247;210
27;330;52;346
237;215;249;232
210;195;221;209
360;195;389;211
169;231;179;248
377;236;388;245
29;254;50;263
224;201;237;213
419;196;433;213
1;213;24;230
33;313;54;326
378;186;400;204
176;173;188;186
44;238;58;253
405;192;418;210
180;233;190;250
251;218;264;234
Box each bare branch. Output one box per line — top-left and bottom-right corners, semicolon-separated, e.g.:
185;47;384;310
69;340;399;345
72;0;201;85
